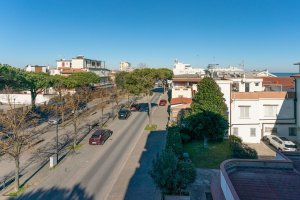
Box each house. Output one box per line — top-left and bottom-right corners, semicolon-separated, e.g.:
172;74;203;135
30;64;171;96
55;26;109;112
24;65;49;73
173;60;205;76
56;55;111;86
262;76;294;91
120;61;133;72
211;151;300;200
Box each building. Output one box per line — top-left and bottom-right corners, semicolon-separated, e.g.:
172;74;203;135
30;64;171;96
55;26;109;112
56;55;111;85
173;60;205;76
120;61;133;72
211;151;300;200
25;65;49;73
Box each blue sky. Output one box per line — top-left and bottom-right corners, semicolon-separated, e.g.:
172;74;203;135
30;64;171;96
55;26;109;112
1;0;300;72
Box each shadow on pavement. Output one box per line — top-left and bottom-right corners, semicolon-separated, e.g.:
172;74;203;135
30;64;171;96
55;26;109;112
9;184;94;200
123;130;166;200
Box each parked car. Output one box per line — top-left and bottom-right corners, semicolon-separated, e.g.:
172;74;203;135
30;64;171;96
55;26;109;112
48;117;62;125
89;129;113;145
159;99;167;106
130;104;140;111
118;109;131;119
264;135;297;151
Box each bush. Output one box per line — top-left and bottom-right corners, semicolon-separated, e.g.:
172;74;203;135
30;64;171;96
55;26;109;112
149;150;196;195
166;126;183;158
229;135;258;159
180;133;191;143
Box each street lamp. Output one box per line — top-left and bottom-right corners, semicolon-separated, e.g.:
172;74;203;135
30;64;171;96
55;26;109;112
49;101;64;164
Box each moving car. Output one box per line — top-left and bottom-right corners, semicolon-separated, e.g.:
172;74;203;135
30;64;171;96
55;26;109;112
159;99;167;106
118;109;131;119
264;135;297;151
89;129;113;145
130;104;140;111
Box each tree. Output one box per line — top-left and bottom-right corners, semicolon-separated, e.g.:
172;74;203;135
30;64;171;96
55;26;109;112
0;65;53;110
191;77;227;117
65;72;100;88
115;71;128;91
0;88;38;192
125;68;156;125
183;111;228;147
149;150;196;196
156;68;173;93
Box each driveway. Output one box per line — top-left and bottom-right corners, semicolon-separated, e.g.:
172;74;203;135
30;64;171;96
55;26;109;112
246;142;276;160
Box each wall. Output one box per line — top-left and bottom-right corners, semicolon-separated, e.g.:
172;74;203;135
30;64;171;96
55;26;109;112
57;60;71;68
231;97;296;143
0;94;55;105
172;87;192;99
71;58;85;69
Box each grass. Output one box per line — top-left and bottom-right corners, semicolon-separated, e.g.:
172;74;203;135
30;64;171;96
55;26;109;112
8;186;26;196
145;124;157;131
183;140;232;169
67;144;82;150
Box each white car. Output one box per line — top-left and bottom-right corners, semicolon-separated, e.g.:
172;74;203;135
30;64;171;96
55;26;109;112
48;117;61;125
264;135;297;151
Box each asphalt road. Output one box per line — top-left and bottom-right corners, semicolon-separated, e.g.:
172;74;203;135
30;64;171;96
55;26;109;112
16;91;162;200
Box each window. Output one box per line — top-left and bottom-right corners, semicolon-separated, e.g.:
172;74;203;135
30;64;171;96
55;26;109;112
233;127;238;136
240;106;250;119
289;127;297;136
245;83;250;92
250;128;256;137
264;105;277;117
265;127;277;134
255;82;259;86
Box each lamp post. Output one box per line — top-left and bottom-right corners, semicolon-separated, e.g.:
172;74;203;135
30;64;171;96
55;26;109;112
49;101;64;164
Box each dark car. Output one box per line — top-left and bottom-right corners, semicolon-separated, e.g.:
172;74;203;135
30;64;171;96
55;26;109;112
130;104;140;111
118;109;131;119
159;99;167;106
89;129;113;145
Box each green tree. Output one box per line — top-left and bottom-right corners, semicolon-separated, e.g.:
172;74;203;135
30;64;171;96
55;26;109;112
191;77;227;117
149;150;196;195
0;65;53;110
156;68;173;93
115;71;128;91
125;68;156;124
184;111;228;141
65;72;100;88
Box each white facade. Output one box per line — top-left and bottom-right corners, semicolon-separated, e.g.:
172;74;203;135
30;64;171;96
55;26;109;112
120;61;133;72
24;65;48;73
0;93;55;105
173;60;205;75
56;60;72;68
231;77;263;92
230;92;296;143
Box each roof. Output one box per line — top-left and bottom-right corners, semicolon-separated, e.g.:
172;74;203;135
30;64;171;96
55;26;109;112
231;91;295;99
229;167;300;200
291;73;300;77
262;77;294;90
60;68;85;74
170;97;192;105
218;153;300;200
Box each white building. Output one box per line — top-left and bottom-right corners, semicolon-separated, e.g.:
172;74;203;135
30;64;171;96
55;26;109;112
25;65;49;73
173;60;205;76
56;55;111;85
120;61;133;72
230;91;296;143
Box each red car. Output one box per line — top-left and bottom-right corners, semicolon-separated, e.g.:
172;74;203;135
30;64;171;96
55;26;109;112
130;104;140;111
89;129;113;145
159;99;167;106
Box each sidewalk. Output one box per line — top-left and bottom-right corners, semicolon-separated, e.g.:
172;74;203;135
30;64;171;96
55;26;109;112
108;93;169;200
0;96;131;195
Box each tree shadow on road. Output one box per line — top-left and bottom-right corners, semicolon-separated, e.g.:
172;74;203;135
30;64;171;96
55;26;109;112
9;183;94;200
122;130;166;200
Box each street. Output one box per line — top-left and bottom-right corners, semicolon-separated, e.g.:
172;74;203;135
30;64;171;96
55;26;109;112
12;91;163;200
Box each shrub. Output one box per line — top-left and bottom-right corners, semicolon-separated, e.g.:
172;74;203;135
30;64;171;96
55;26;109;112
149;150;196;195
166;126;183;158
229;135;258;159
180;133;191;143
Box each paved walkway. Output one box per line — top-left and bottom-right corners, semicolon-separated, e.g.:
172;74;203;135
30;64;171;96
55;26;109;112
107;93;169;200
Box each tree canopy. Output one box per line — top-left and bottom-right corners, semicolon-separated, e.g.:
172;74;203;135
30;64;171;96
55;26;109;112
191;77;227;117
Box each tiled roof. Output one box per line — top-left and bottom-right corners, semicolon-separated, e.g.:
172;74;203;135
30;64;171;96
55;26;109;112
170;97;192;105
172;78;202;82
60;68;85;74
262;77;294;89
231;91;295;99
291;73;300;77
